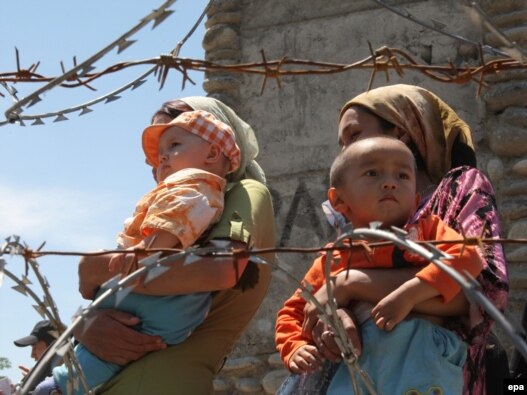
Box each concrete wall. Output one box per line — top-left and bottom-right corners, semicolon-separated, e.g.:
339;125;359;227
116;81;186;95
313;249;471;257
203;1;527;393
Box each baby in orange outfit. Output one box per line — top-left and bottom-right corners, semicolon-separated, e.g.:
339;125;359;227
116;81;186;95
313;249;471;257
48;110;241;395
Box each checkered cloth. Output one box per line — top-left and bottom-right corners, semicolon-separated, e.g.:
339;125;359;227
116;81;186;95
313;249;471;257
142;110;241;173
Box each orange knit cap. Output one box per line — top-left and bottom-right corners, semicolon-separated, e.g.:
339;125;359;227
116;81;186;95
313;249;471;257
142;110;241;173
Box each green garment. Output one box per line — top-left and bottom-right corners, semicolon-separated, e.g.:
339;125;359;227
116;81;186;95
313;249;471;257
99;179;275;394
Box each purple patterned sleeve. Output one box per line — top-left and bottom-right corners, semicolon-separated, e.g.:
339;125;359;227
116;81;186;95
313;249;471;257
417;166;509;395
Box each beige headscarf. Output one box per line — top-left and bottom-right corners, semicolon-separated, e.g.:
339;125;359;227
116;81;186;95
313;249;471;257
340;84;474;184
181;97;266;185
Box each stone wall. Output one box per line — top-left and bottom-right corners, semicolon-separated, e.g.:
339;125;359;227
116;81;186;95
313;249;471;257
204;1;527;393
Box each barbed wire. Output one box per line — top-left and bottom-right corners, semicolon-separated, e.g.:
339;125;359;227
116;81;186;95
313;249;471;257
2;1;527;128
2;0;178;125
1;47;525;127
374;0;527;62
462;0;527;62
0;0;214;127
2;227;526;394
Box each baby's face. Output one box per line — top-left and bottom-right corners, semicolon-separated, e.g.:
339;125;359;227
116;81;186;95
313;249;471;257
156;126;211;181
336;139;417;229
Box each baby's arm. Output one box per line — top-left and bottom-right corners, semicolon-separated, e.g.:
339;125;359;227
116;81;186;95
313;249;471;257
276;252;330;370
108;230;182;276
371;277;439;331
302;268;469;337
370;216;484;330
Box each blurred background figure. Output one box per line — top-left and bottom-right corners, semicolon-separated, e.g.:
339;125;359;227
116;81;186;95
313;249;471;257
13;320;60;392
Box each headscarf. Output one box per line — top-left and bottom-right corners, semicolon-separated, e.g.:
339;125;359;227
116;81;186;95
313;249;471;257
339;84;474;184
180;97;266;185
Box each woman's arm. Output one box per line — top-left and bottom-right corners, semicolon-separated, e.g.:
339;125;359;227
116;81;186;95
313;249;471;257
133;240;248;295
77;179;275;367
78;243;249;298
72;309;166;365
78;254;115;300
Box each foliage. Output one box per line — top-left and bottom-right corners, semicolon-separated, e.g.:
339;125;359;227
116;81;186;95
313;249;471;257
0;357;12;379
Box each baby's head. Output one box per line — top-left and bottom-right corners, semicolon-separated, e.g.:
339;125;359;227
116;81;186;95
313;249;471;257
328;136;419;229
142;110;240;182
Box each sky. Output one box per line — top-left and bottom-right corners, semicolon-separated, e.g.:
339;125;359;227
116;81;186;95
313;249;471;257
0;0;208;384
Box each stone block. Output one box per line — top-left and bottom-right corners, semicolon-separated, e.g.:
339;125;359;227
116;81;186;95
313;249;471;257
267;352;285;368
486;158;504;184
508;221;527;239
513;159;527;176
503;181;527;197
262;369;290;394
489;126;527;157
500;201;527;221
213;378;231;392
235;377;262;393
208;0;241;15
485;80;527;113
204;25;240;52
206;11;242;28
508;247;527;263
222;356;263;374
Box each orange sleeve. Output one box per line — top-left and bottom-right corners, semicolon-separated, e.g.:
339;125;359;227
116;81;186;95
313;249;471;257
275;241;398;368
275;247;346;369
415;215;484;302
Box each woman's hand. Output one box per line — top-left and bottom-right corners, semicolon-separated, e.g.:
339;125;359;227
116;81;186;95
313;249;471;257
73;309;167;365
310;307;362;361
301;285;330;339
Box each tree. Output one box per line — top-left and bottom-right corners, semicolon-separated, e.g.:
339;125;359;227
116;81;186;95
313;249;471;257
0;357;11;379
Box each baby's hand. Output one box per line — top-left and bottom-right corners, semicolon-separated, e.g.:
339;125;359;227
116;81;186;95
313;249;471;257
288;344;323;374
371;289;413;331
108;253;126;274
108;251;137;276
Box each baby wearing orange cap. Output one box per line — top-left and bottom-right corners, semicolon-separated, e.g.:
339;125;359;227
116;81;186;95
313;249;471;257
48;111;241;395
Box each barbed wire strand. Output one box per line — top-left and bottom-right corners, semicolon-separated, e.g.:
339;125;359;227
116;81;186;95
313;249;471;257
1;48;525;128
2;1;527;127
3;229;527;394
0;0;214;128
462;0;527;62
0;239;93;395
372;0;514;59
2;0;177;124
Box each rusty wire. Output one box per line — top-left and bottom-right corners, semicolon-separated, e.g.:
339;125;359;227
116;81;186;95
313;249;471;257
3;229;527;394
2;0;526;127
2;46;525;88
1;47;526;127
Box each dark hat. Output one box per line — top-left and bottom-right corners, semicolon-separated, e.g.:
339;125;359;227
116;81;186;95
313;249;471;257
14;320;56;347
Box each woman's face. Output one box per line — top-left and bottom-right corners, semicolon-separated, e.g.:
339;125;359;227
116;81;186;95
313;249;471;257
153;113;177;125
338;106;401;148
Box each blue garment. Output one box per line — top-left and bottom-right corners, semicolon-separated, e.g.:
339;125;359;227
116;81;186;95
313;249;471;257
327;318;467;395
277;360;339;395
32;376;59;395
53;290;211;395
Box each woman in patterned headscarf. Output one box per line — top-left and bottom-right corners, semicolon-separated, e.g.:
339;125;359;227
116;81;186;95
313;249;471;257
75;97;275;395
285;84;508;395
